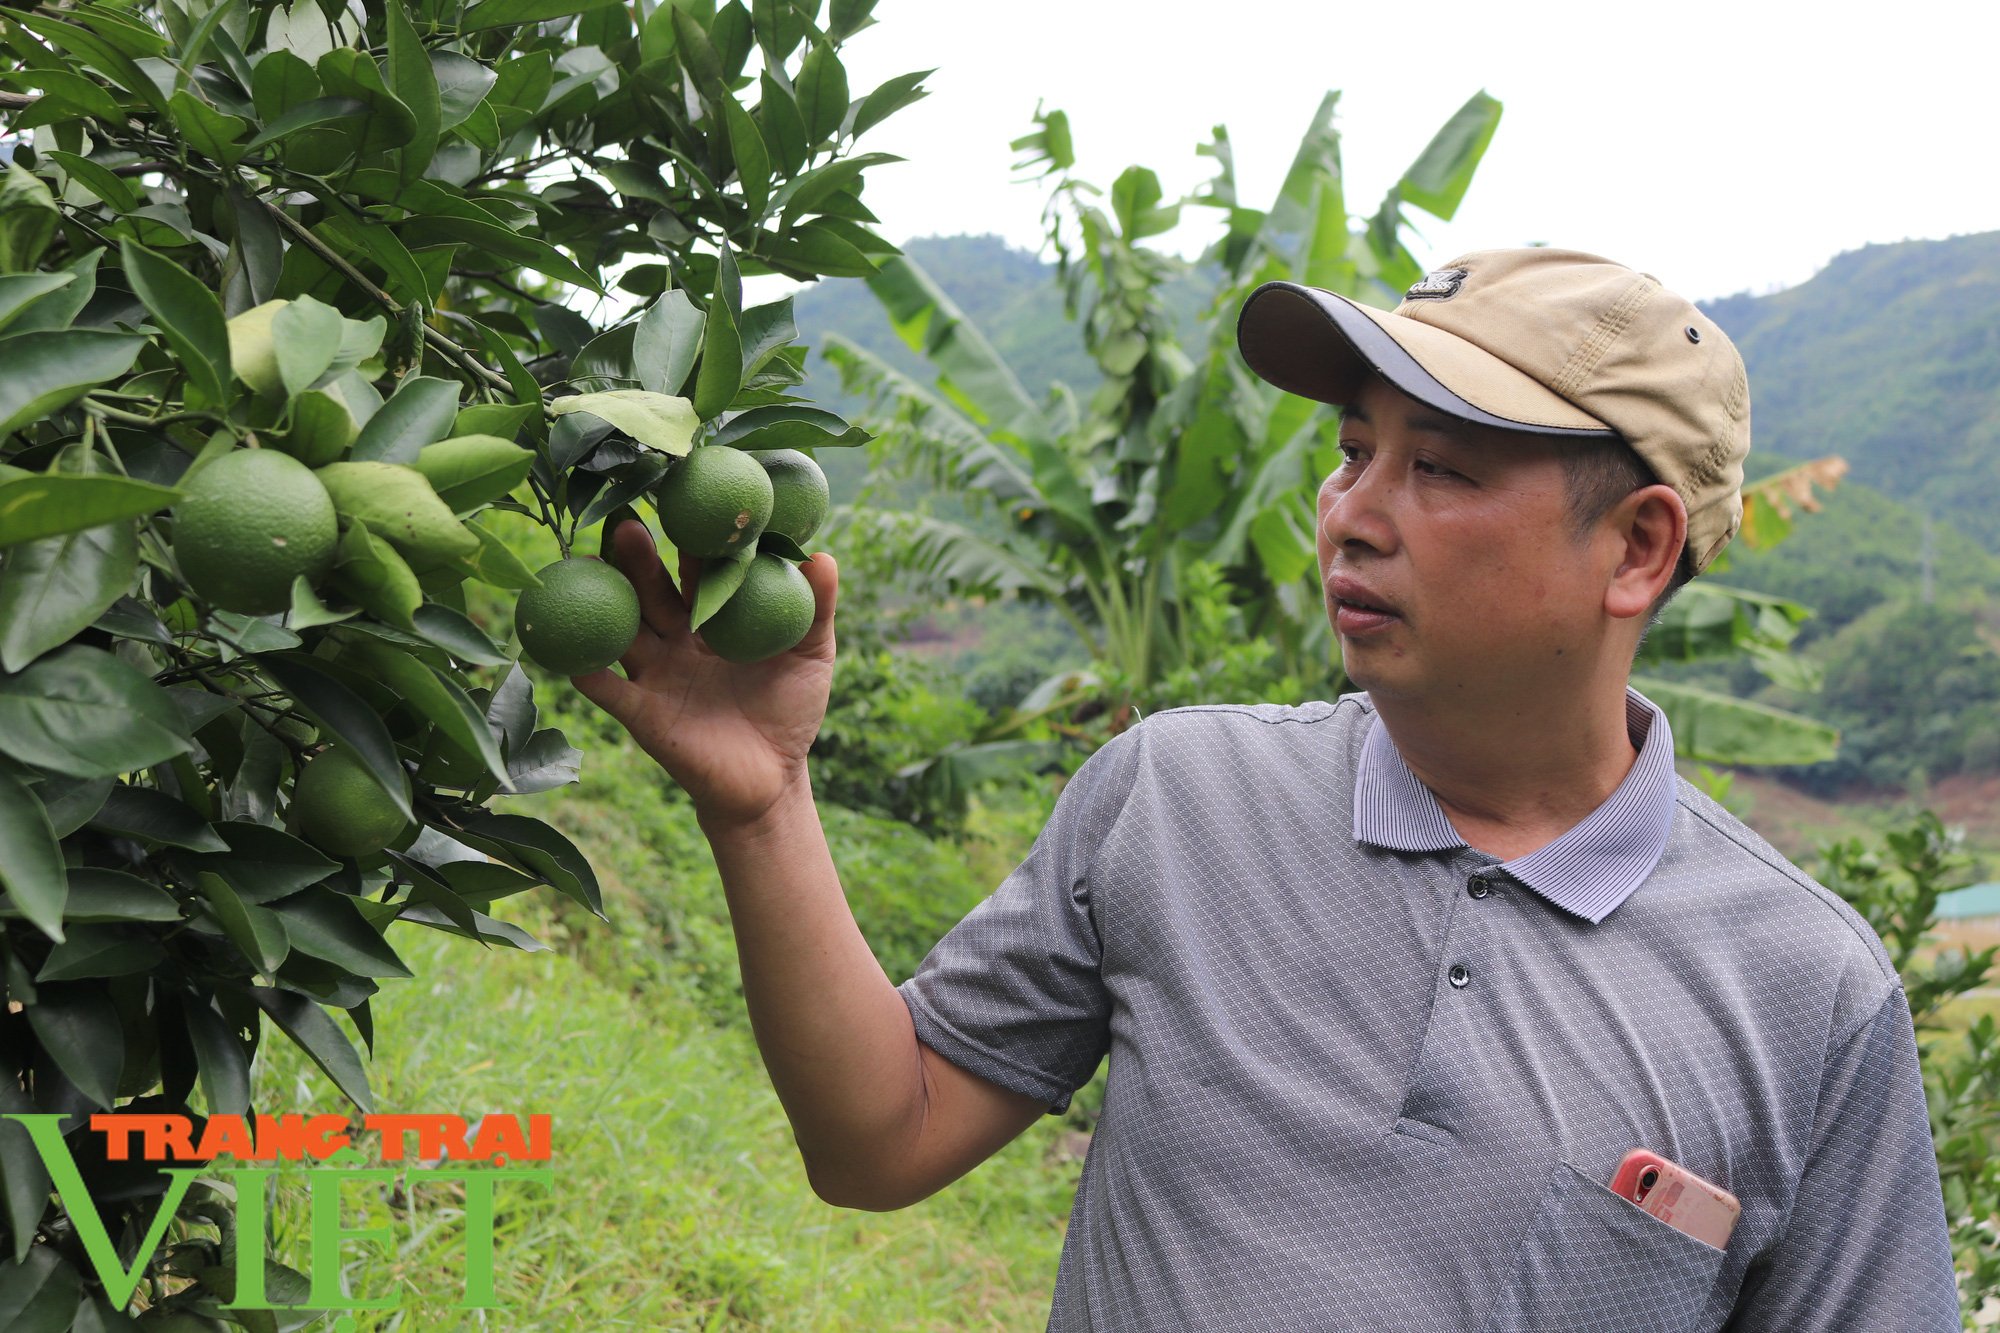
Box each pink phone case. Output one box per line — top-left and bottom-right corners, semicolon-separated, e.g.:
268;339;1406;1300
1609;1148;1740;1249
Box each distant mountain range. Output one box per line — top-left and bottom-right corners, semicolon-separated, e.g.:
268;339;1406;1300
798;230;2000;556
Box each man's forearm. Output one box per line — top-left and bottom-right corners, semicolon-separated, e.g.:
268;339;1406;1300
697;772;926;1205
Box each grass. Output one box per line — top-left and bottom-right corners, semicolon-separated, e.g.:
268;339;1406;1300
246;898;1090;1330
236;679;1098;1330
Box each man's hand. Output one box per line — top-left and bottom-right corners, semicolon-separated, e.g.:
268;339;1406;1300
570;519;839;831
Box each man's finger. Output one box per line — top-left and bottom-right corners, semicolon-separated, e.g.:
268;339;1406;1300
611;520;688;635
571;662;645;728
793;551;839;657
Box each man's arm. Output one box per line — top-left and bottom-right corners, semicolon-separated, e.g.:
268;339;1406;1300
700;779;1046;1211
1724;985;1962;1331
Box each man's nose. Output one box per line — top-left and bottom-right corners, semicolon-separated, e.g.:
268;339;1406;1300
1321;466;1399;556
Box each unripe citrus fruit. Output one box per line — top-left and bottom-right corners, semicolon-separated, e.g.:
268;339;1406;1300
514;557;641;675
697;553;816;663
226;299;289;396
750;449;830;546
171;448;338;615
655;445;773;558
292;745;412;859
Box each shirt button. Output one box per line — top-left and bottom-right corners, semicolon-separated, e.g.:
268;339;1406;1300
1448;964;1471;989
1467;877;1491;899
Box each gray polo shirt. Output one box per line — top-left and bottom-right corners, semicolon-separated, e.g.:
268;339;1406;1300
894;689;1961;1331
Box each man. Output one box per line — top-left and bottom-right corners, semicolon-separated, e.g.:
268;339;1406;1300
575;249;1963;1331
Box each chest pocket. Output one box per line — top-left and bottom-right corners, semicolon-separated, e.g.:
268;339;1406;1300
1480;1160;1727;1333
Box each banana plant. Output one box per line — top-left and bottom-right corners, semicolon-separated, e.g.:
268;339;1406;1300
827;94;1846;811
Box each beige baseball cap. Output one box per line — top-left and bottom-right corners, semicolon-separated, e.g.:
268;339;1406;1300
1235;248;1751;576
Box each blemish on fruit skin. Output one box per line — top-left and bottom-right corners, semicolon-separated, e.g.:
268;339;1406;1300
272;537;288;547
733;511;750;529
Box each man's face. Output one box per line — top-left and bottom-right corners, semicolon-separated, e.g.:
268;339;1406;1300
1317;375;1609;707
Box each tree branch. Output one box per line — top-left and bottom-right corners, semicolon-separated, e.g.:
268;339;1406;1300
261;199;518;398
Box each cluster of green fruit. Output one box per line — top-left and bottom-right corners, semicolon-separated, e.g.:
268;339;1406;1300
507;443;829;675
165;303;833;861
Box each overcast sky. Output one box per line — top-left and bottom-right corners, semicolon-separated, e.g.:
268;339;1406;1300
831;0;1999;304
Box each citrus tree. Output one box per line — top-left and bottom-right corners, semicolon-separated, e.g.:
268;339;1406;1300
0;0;920;1322
827;96;1845;811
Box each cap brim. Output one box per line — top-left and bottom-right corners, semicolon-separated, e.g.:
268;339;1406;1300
1236;281;1618;440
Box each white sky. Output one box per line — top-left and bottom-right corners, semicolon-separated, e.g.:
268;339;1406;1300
831;0;2000;304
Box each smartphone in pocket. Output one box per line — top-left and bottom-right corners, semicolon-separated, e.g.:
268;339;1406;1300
1609;1148;1741;1249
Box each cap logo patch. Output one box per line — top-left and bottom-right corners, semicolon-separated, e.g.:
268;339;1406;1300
1404;267;1467;301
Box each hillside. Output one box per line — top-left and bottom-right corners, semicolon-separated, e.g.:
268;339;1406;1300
1701;231;2000;551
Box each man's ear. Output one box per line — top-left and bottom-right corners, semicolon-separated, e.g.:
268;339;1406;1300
1604;483;1687;621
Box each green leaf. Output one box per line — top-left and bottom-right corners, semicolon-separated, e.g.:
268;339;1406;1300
758;71;808;177
0;645;194;779
243;95;367;150
400;215;600;293
314;205;436;308
351;376;462;464
198;870;289;974
451;517;545;592
795;40;848;145
460;0;624;31
0;763;67;943
344;638;509;790
259;654;415;822
710;404;867;450
454;402;535;439
723;97;771;217
411;435;534;513
1397;89;1504;223
315;48;416;156
37;868;179;922
31;773;114;839
119;239;233;409
550;391;700;454
432;51;498;130
88;785;229;852
8;248;100;337
249;984;373;1112
694;248;743;420
25;982;124;1107
167;90;250;168
17;13;168;115
0;274;76;337
36;925;165;982
1632;676;1842;767
42;152;139;214
850;68;930;140
185;821;340;905
447;809;602;916
324;520;418;628
671;7;726;98
0;520;137;673
410;604;510;667
0;473;176;550
485;661;536;759
503;727;582;794
183;992;251;1116
270;885;412;978
0;330;147;439
688;542;754;630
385;0;441;187
0;1229;86;1321
273;295;345;398
828;0;878;40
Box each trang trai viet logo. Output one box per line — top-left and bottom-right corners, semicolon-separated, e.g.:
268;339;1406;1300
5;1109;553;1324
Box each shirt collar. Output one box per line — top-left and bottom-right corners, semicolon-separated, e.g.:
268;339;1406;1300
1352;686;1678;925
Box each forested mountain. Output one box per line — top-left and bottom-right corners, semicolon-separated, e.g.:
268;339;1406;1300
795;232;2000;794
1703;231;2000;552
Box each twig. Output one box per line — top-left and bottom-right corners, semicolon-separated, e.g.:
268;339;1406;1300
260;200;516;397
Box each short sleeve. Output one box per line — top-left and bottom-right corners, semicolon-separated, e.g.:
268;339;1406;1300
895;724;1144;1116
1724;985;1963;1331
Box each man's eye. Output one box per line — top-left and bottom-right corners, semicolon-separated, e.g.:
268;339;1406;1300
1415;459;1454;478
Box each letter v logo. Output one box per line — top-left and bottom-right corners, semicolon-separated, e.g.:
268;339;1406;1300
4;1115;204;1308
